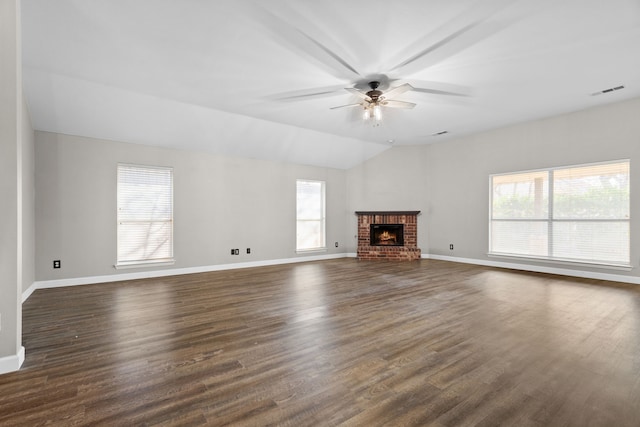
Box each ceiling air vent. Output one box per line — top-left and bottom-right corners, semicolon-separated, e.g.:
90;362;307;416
590;85;625;96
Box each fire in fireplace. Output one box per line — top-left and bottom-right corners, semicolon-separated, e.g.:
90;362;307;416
370;224;404;246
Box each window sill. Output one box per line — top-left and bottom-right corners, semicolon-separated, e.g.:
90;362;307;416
114;259;175;270
487;253;632;271
296;248;327;254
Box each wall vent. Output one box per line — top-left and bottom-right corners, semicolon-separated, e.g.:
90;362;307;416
591;85;625;96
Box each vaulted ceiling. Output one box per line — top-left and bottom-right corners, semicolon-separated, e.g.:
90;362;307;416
21;0;640;169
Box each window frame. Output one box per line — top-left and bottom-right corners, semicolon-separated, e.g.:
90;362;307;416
296;179;327;252
489;160;630;268
116;163;175;268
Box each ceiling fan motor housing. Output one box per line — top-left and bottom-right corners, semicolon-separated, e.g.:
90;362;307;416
367;81;383;101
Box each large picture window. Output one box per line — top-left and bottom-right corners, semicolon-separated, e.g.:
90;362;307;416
296;179;326;251
490;160;630;266
117;164;174;266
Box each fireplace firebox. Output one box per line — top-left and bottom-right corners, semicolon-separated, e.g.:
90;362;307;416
370;224;404;246
356;211;421;260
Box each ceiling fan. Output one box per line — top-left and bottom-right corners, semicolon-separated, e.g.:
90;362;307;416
258;1;511;125
330;81;416;124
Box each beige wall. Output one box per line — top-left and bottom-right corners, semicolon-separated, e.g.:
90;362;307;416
426;97;640;279
35;132;347;281
0;0;23;366
34;97;640;284
345;145;430;253
347;97;640;278
22;98;35;294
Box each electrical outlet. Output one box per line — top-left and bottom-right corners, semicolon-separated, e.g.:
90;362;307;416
234;249;239;255
230;249;235;255
335;242;339;247
449;244;454;250
53;260;61;269
246;248;251;254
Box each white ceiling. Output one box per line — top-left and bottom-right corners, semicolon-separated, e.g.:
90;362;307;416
21;0;640;169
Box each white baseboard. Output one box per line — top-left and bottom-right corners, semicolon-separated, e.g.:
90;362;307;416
425;254;640;285
23;252;639;304
25;253;349;301
0;346;25;375
22;283;37;303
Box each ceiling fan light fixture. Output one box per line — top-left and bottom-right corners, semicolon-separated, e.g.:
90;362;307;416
373;104;382;121
333;80;418;125
362;102;382;124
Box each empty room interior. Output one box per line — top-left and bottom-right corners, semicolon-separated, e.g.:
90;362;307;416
2;0;640;425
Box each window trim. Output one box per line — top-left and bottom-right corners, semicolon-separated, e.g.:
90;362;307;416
114;259;176;270
487;252;633;271
296;179;327;252
116;163;175;268
489;159;631;268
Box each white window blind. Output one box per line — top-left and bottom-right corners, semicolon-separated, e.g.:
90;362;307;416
296;180;326;251
490;160;630;266
117;164;174;266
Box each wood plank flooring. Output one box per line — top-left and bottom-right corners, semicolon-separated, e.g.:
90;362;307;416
2;259;640;426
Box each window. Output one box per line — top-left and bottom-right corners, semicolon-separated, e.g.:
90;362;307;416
117;164;174;266
296;179;326;251
490;160;630;267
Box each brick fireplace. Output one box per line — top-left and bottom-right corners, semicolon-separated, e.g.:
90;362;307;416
356;211;421;261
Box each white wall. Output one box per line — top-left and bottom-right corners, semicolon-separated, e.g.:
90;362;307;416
35;132;346;281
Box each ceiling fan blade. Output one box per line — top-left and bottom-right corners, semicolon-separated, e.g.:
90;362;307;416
299;31;361;77
382;83;414;100
267;85;347;102
382;100;416;109
390;21;480;72
330;103;363;110
409;80;473;97
253;6;361;80
412;87;469;97
345;87;371;101
388;0;515;75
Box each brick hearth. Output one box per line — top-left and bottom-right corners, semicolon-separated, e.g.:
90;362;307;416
356;211;421;261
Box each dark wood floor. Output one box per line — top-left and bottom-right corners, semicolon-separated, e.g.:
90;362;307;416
2;259;640;426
